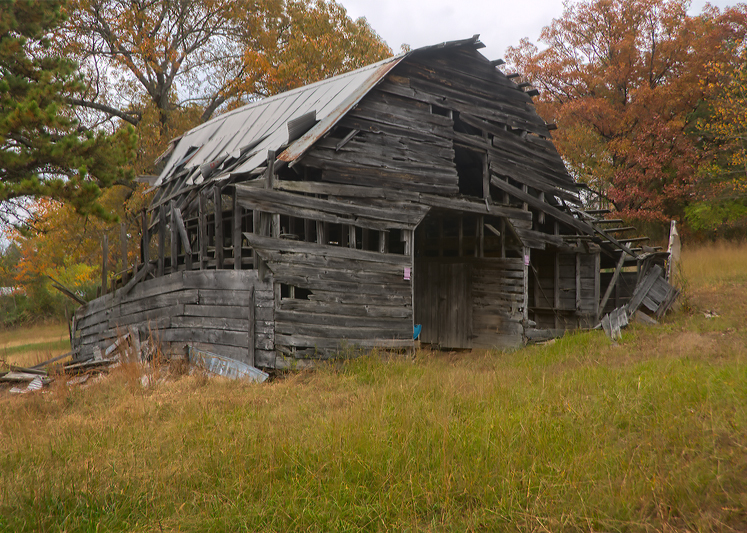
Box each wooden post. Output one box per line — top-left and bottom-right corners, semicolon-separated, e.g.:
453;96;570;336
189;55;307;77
403;229;412;256
248;286;255;367
173;205;192;271
482;152;489;200
348;225;356;249
170;200;178;273
666;220;680;284
598;251;626;321
271;214;280;238
252;210;260;268
120;223;128;283
233;191;242;270
379;230;388;254
199;191;208;270
141;209;149;267
266;150;276;189
213;186;223;269
101;235;108;296
158;204;166;277
316;221;325;245
538;192;545;225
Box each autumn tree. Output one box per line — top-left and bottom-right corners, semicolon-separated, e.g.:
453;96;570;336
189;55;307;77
0;0;137;225
687;20;747;234
507;0;747;228
58;0;391;173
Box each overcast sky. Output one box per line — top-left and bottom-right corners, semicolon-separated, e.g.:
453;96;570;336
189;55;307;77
338;0;740;60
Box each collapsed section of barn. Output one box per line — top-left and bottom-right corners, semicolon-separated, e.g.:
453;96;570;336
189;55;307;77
71;36;677;370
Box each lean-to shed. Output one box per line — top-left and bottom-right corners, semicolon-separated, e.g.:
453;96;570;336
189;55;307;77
71;36;666;369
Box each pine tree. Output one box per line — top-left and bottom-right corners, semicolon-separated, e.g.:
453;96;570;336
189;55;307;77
0;0;136;222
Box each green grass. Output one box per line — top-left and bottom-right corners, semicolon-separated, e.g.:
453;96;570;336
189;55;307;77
0;244;746;532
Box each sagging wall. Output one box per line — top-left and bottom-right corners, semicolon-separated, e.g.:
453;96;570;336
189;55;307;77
73;270;274;366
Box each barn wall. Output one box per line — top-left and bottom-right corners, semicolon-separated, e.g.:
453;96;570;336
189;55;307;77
73;270;274;367
414;257;524;350
245;235;415;362
529;249;601;331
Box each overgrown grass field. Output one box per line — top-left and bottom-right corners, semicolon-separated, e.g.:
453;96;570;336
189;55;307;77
1;243;746;531
0;322;70;368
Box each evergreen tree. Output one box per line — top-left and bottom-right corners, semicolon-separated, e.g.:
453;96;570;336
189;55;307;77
0;0;136;223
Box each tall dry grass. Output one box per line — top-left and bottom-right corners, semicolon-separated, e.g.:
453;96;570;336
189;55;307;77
680;240;747;287
0;242;745;531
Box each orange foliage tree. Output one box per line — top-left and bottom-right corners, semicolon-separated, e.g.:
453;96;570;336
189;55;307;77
58;0;391;173
506;0;747;230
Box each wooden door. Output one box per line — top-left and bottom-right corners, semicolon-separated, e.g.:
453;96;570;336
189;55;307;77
415;259;473;349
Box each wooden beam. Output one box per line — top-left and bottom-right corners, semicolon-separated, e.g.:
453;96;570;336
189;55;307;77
233;191;242;270
199;190;208;270
172;204;192;270
141;209;149;266
157;203;166;276
274;180;530;221
597;251;626;321
170;200;178;273
213;186;223;269
490;176;637;257
121;263;155;297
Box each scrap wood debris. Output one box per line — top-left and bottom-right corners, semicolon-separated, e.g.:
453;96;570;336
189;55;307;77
598;264;680;341
2;331;268;395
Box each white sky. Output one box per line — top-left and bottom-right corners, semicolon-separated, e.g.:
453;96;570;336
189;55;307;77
338;0;740;60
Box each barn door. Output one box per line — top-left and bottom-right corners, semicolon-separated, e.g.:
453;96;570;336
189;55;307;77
415;259;473;349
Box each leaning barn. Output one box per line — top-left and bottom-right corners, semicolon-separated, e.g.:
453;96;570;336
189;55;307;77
71;36;672;370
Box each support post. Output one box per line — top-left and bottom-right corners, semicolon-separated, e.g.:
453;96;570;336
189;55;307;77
316;221;325;245
141;209;149;267
233;190;242;270
157;204;166;277
379;230;388;254
199;191;208;270
213;186;223;269
597;251;626;321
170;200;178;273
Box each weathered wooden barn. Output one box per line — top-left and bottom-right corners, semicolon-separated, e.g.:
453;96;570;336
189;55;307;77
71;36;666;370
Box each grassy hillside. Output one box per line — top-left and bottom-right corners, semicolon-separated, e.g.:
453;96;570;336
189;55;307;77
1;243;746;532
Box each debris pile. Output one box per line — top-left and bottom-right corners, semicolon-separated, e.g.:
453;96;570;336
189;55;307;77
598;264;680;341
2;332;268;395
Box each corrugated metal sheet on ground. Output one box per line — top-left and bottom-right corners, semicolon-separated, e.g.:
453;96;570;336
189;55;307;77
188;346;269;383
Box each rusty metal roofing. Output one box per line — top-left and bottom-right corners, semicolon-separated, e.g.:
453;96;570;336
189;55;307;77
154;36;484;189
